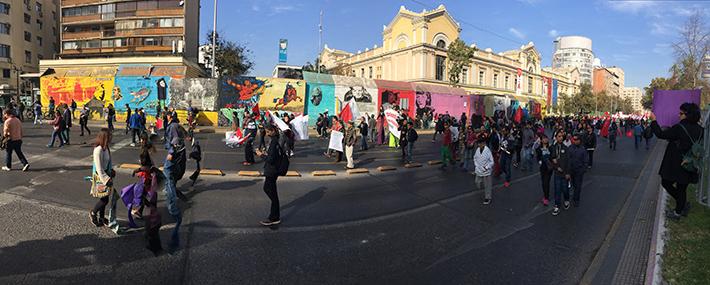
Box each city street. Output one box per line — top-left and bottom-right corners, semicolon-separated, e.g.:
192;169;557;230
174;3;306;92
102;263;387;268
0;121;661;284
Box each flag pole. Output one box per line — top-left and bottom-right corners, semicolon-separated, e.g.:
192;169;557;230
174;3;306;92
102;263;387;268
212;0;218;78
318;9;323;74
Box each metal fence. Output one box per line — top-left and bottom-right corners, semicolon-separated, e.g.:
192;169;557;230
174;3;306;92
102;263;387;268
698;107;710;207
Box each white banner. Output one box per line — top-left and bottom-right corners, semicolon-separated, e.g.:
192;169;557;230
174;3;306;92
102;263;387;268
292;115;309;140
270;112;291;131
329;130;344;152
450;126;459;142
384;109;401;139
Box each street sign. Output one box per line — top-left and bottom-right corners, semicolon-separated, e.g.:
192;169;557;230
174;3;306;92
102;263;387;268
279;39;288;63
702;56;710;78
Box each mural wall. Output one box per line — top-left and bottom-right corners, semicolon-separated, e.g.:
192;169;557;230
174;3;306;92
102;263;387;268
218;77;306;126
40;75;115;110
305;83;335;125
333;76;379;118
170;78;219;111
113;77;168;116
415;92;469;118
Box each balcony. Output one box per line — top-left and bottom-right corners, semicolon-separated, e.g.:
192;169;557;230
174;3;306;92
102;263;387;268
136;8;183;17
61;0;109;7
62;14;103;24
61;45;173;56
115;27;183;37
62;31;102;40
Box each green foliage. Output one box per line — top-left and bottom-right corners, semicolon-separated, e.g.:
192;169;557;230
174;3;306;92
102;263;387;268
643;77;673;110
447;38;477;87
203;32;254;77
302;57;327;73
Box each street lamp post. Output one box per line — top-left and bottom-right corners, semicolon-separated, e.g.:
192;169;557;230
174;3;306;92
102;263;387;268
211;0;217;78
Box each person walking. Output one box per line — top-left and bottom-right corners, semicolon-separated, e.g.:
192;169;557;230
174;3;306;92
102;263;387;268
583;125;597;168
33;100;42;125
633;121;643;150
650;103;704;220
608;121;618;151
550;131;571;216
405;121;417;164
70;100;77;119
473;137;494;205
439;123;453;170
499;127;514;188
163;111;186;251
128;109;144;147
125;104;132;135
89;128;121;234
106;104;115;131
48;98;55;120
642;121;653;150
261;125;282;226
17;101;25;121
462;126;477;171
535;134;553;206
521;122;536;171
243;114;257;166
47;110;66;148
2;110;29;171
399;123;409;163
344;121;357;169
62;105;72;145
79;106;91;136
188;133;202;186
568;134;588;207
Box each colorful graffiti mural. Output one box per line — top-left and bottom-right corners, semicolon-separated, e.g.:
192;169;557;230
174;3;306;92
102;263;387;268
218;77;306;126
114;76;169;116
376;80;415;118
170;78;219;111
40;74;115;109
303;72;336;126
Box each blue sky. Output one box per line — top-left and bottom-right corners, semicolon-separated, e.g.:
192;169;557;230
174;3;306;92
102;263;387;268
199;0;709;88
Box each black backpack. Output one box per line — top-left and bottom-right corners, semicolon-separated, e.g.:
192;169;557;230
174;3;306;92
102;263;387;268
275;144;290;176
409;128;418;142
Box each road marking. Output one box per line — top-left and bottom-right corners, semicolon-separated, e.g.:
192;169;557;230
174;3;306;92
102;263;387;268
238;171;262;177
312;170;336;176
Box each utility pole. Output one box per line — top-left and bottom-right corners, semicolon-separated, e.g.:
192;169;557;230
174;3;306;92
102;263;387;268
211;0;217;78
318;9;323;74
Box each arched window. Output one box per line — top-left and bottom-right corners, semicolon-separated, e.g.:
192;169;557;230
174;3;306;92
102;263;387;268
436;40;446;49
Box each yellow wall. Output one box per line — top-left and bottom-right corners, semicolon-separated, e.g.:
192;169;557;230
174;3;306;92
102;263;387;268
427;16;459;45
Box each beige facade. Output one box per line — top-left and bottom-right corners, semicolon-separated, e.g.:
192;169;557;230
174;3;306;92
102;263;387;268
622;87;643;112
606;66;624;90
0;0;60;97
320;5;579;110
58;0;200;62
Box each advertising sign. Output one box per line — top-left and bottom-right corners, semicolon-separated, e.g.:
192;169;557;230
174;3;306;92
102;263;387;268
279;39;288;63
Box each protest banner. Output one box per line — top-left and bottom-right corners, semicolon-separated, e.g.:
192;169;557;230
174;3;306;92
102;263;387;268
384;109;400;139
329;130;344;152
292;115;309;140
653;89;701;127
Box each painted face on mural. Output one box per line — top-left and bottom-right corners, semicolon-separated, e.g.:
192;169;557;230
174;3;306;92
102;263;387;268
344;85;372;103
310;87;323;106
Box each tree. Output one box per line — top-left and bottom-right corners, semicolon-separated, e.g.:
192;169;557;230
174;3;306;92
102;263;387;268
671;11;710;105
203;32;254;77
447;38;477;87
302;57;327;73
642;77;672;110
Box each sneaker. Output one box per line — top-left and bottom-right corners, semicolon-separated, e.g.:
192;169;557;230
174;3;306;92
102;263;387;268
22;164;29;172
483;199;491;205
89;211;102;227
100;217;109;227
1;166;10;171
666;210;681;221
564;201;570;210
552;207;560;216
260;219;281;226
504;182;510;188
542;198;549;206
130;143;136;147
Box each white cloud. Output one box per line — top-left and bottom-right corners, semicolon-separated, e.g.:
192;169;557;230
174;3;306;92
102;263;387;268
605;1;657;14
548;29;559;38
508;27;526;40
652;43;672;55
272;5;296;13
251;4;260;12
650;22;678;36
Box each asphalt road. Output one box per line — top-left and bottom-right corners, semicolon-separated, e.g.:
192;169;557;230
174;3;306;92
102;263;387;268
0;121;656;284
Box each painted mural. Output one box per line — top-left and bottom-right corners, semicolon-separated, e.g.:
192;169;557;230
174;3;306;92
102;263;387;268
333;76;379;118
415;92;469;118
375;80;415;118
304;83;335;125
218;77;306;126
169;78;219;111
41;74;115;109
114;76;170;116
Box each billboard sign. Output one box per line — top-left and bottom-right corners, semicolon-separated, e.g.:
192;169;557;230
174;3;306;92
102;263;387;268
279;39;288;63
702;55;710;78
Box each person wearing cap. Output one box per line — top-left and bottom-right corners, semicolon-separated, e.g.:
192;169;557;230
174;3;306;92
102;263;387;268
568;133;588;207
473;136;494;205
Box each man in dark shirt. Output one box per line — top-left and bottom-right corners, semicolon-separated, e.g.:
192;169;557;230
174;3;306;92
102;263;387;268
568;134;588;207
358;117;368;151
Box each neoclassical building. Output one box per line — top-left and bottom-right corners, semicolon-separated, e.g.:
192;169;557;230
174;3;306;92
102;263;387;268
320;5;580;112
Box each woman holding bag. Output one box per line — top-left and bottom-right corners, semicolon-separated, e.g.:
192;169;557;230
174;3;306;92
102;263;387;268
89;128;121;234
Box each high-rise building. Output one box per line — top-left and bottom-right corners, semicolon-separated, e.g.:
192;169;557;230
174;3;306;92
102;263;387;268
606;66;624;90
58;0;199;62
552;36;594;85
0;0;60;101
622;87;643;112
593;67;621;98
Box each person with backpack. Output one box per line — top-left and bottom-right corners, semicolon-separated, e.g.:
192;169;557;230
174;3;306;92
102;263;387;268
633;121;644;150
405;121;418;164
650;103;704;220
47;110;66;148
642;121;653;150
128;109;144;147
261;125;285;226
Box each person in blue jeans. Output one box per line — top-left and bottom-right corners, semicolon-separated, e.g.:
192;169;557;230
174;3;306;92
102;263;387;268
163;111;186;252
568;134;589;207
633;121;644;150
550;130;570;216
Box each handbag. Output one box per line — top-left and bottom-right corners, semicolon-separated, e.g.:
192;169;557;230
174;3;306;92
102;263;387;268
90;156;113;198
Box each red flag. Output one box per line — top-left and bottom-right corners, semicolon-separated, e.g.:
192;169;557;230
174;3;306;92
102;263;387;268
600;119;611;138
340;101;353;123
252;104;260;120
513;106;522;123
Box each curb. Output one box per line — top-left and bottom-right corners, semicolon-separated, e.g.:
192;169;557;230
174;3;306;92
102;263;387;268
645;187;668;285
